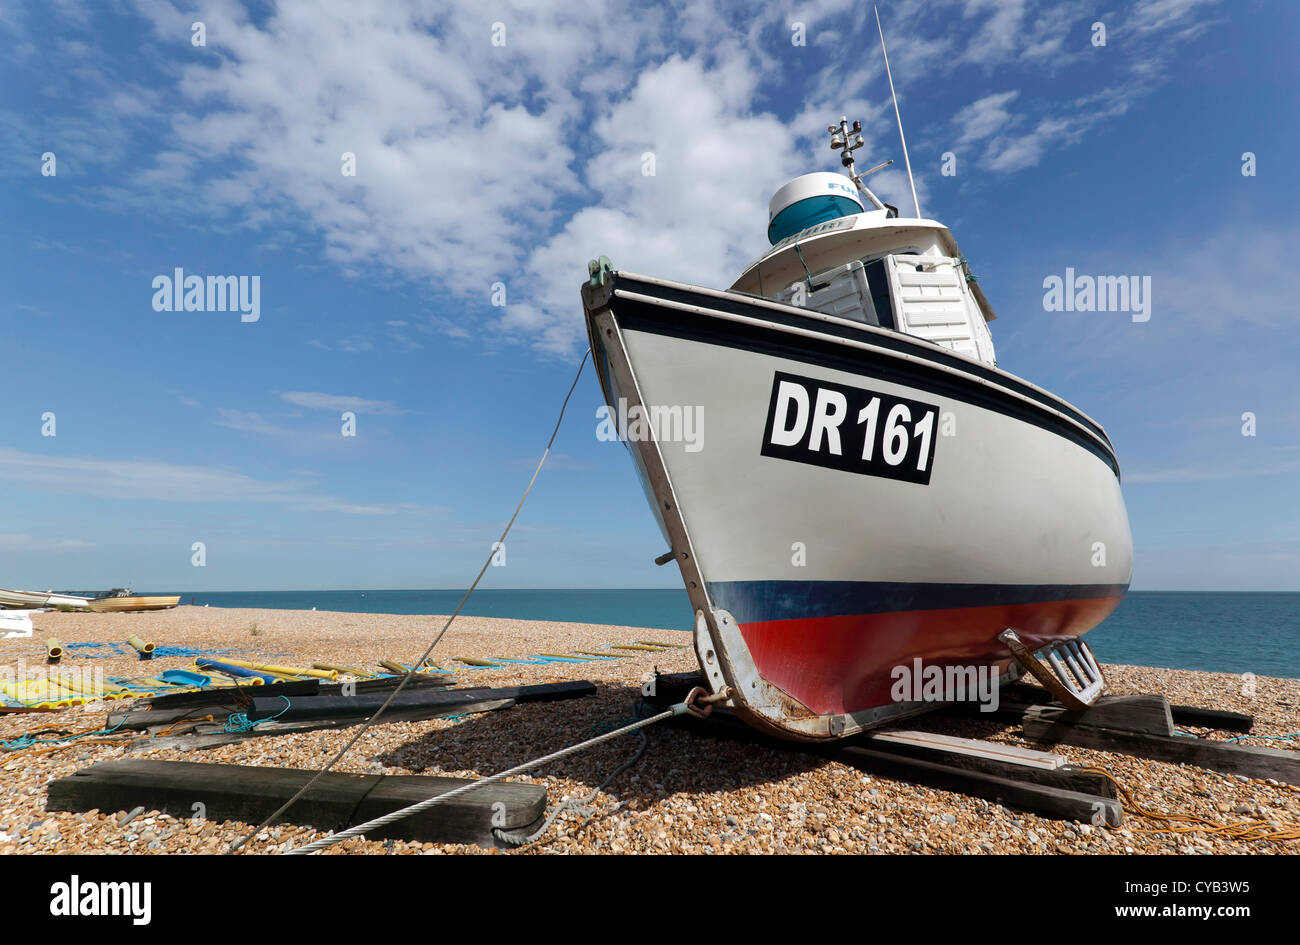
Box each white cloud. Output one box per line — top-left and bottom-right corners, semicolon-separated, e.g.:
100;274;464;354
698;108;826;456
280;391;407;415
0;533;92;552
5;0;1225;353
0;446;414;515
953;90;1020;145
516;53;807;352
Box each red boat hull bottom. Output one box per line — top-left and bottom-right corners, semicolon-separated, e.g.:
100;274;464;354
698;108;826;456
738;596;1124;716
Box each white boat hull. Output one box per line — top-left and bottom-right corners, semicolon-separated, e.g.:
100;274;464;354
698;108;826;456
583;270;1133;739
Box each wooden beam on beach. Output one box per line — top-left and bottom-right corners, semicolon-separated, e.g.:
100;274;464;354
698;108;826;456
651;704;1121;823
128;698;517;751
47;759;546;848
111;680;596;730
834;745;1122;825
941;688;1256;735
1020;711;1300;785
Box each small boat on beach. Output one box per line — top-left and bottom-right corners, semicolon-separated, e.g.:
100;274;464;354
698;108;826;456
88;589;181;613
580;34;1132;740
87;597;180;613
0;588;53;609
0;588;90;609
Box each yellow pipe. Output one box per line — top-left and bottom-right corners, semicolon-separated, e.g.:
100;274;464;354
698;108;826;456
454;656;503;667
45;638;63;663
126;634;156;656
573;649;629;658
312;662;374;678
379;660;411;675
609;644;671;652
214;657;338;680
636;639;687;648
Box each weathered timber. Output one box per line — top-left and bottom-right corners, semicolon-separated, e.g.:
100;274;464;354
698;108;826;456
128;699;516;752
858;735;1117;800
112;680;595;730
1025;695;1176;736
869;730;1069;769
835;745;1121;825
653;705;1121;822
245;680;595;722
1020;716;1300;785
942;688;1256;735
47;759;546;847
140;679;321;711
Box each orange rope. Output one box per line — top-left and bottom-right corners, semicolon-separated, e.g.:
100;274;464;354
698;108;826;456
1082;767;1300;842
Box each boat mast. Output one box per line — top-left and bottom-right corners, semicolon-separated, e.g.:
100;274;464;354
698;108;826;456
875;4;921;218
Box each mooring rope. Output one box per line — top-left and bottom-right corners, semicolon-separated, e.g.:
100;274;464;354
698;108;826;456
227;350;591;854
1081;767;1300;843
282;699;699;855
493;710;651;848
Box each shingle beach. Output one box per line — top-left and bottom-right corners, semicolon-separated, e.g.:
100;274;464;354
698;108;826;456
2;606;1296;855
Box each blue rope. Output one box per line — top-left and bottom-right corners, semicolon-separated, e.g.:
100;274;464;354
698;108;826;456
222;696;291;733
1227;732;1299;744
1;713;129;751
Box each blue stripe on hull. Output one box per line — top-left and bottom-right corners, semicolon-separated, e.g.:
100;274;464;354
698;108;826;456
707;579;1131;625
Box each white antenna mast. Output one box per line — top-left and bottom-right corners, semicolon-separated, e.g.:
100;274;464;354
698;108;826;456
874;4;920;218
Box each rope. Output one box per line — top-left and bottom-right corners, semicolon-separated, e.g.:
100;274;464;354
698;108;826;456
1;714;130;752
1227;732;1299;743
227;350;591;854
494;705;651;848
222;696;291;733
282;700;694;855
1081;767;1300;843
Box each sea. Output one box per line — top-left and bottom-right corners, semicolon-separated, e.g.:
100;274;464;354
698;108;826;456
171;588;1300;679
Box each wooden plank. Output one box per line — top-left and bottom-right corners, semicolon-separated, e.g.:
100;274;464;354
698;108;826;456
1020;720;1300;785
112;680;596;730
139;678;321;711
868;730;1068;770
1043;695;1176;736
47;759;546;847
855;737;1116;800
245;680;595;722
945;688;1256;735
659;707;1120;822
127;699;517;751
834;745;1121;825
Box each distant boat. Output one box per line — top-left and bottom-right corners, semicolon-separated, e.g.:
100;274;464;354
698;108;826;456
0;589;52;609
88;595;181;613
45;593;91;608
0;588;90;609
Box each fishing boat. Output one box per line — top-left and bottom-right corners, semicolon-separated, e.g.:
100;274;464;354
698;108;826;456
580;25;1131;741
0;589;88;609
88;593;181;613
0;588;52;609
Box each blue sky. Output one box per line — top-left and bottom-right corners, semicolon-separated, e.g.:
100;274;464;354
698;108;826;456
1;0;1297;592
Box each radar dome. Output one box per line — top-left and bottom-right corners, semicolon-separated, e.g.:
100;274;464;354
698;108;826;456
767;172;864;245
